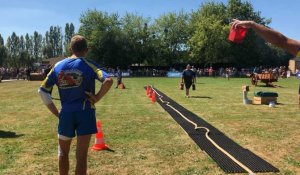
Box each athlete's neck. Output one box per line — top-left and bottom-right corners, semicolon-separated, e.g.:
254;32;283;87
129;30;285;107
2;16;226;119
70;54;85;58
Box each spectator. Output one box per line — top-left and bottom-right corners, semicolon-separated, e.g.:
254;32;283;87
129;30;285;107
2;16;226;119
115;66;125;88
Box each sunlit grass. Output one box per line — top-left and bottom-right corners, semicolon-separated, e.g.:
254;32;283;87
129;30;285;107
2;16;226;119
0;77;299;175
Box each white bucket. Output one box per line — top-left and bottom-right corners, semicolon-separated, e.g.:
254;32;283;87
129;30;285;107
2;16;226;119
269;101;275;108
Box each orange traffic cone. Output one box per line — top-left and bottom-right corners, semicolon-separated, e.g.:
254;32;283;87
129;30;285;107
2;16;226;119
148;88;153;98
146;86;150;96
91;121;109;151
151;91;156;103
120;83;124;89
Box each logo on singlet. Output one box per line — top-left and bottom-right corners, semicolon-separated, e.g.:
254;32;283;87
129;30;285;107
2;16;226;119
58;69;83;89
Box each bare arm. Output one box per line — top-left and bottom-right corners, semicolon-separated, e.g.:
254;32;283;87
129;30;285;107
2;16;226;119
230;19;300;56
85;77;113;104
95;77;113;102
46;103;59;118
38;88;59;118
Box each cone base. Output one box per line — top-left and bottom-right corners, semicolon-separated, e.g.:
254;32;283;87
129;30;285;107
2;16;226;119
91;144;109;151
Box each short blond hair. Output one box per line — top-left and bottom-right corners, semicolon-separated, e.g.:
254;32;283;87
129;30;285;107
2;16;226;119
70;35;87;53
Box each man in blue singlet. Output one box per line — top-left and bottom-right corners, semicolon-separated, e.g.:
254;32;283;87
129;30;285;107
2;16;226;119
231;19;300;107
38;35;113;175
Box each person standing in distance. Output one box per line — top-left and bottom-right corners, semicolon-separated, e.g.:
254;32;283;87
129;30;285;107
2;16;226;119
115;66;125;88
181;64;196;97
38;35;113;175
230;19;300;107
297;67;300;107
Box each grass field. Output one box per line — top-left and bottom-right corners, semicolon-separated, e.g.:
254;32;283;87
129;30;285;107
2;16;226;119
0;77;299;175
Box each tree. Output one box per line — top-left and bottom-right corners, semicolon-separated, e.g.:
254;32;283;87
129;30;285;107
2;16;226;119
19;35;26;66
33;31;43;62
43;31;53;59
48;26;63;57
153;11;190;65
0;34;4;46
189;2;229;65
6;32;21;67
25;34;33;56
121;13;151;65
226;0;273;66
42;26;63;59
0;34;7;66
64;23;75;56
24;33;34;66
187;0;289;67
79;10;127;66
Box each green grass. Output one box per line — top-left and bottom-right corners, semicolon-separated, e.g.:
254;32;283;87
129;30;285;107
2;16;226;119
0;77;299;175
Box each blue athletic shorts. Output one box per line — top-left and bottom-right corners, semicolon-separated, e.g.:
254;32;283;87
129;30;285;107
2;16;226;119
58;109;97;138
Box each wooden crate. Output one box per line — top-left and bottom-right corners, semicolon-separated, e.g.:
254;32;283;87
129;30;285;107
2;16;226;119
253;97;277;105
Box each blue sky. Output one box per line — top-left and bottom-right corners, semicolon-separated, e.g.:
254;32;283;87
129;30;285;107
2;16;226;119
1;0;299;42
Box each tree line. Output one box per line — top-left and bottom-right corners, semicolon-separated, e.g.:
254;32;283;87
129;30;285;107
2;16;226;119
0;0;293;68
0;23;75;67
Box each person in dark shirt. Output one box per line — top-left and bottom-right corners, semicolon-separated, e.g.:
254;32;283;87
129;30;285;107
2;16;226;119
297;69;300;102
43;64;52;77
115;67;125;89
25;67;31;81
181;64;196;97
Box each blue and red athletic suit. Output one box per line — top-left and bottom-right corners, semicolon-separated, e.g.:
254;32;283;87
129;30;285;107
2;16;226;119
39;58;109;138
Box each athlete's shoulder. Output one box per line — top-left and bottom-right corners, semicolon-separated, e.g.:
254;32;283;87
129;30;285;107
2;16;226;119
53;58;70;68
81;58;103;69
81;58;96;65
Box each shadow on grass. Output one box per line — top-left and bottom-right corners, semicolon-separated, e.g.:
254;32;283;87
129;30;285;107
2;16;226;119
0;130;24;138
275;102;284;105
254;84;284;88
105;148;115;152
189;96;212;99
115;88;130;90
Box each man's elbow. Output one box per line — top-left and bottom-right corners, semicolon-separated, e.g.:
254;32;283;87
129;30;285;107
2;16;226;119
38;88;53;105
105;77;113;85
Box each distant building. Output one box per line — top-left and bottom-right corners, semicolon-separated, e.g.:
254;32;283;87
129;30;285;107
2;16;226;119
42;56;65;66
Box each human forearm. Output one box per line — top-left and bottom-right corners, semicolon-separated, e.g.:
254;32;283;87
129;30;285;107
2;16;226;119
250;22;291;51
38;88;59;118
95;78;113;102
46;103;59;118
231;19;300;55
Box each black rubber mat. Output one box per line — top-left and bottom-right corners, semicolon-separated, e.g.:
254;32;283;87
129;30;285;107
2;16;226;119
153;88;279;173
